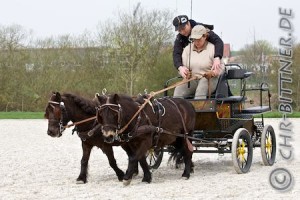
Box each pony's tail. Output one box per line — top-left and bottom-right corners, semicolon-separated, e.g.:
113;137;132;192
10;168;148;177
167;138;185;168
168;138;194;172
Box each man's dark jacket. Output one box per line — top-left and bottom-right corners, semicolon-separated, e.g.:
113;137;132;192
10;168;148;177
173;19;224;69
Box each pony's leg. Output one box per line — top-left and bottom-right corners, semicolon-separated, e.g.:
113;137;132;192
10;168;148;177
123;155;137;186
122;145;139;176
77;142;92;184
139;156;152;183
101;144;125;181
182;139;193;179
123;141;152;185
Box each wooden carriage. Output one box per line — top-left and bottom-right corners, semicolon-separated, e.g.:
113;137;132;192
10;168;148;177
147;63;276;174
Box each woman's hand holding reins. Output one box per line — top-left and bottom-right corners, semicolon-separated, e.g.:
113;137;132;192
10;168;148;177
178;66;190;79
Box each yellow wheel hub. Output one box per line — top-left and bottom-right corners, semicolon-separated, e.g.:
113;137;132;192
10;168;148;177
148;149;154;157
237;140;246;163
265;134;272;157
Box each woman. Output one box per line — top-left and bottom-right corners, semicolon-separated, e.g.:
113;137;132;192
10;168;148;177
173;25;224;99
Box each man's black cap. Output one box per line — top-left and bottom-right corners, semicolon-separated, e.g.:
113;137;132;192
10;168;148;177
173;15;189;31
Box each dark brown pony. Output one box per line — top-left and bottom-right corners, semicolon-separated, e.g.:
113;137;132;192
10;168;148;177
96;93;195;185
44;92;138;183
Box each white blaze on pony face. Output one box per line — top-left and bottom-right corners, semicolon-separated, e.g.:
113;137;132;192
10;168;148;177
101;126;117;141
100;112;119;143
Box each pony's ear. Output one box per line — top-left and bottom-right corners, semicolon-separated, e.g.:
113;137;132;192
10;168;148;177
112;94;120;104
55;92;62;101
96;93;107;105
50;92;60;102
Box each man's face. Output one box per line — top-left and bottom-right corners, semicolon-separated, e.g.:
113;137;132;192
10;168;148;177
178;22;191;37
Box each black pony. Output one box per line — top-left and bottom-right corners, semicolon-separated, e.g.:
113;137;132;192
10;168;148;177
96;93;195;185
45;92;137;183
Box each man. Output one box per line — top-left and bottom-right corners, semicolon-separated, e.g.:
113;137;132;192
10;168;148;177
173;15;224;79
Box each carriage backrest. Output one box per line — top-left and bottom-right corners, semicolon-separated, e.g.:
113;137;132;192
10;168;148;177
213;64;252;99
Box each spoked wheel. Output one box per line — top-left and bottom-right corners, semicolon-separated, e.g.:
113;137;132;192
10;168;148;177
232;128;253;174
146;147;164;170
261;124;276;166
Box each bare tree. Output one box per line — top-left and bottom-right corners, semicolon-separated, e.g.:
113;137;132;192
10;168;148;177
0;24;30;111
96;6;173;95
0;24;28;51
237;40;276;84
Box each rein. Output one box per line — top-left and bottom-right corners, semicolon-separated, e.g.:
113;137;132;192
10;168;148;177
63;116;97;129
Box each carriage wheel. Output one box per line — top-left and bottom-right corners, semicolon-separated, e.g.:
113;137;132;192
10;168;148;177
146;147;164;170
232;128;253;174
261;124;276;166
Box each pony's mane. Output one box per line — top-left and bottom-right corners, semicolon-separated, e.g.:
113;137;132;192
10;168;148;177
63;93;97;115
109;94;136;105
118;94;134;102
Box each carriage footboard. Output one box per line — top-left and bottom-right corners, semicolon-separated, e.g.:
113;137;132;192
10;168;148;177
241;106;271;114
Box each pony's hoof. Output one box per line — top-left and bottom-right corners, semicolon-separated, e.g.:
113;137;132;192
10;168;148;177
76;180;86;184
117;172;125;181
142;174;152;183
181;174;190;180
123;179;132;186
142;178;152;183
132;172;138;177
76;177;87;184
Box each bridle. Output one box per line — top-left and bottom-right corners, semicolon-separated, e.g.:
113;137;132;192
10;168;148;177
48;100;68;135
97;103;122;133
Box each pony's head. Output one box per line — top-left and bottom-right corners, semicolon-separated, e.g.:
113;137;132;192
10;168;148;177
44;92;68;137
95;93;124;143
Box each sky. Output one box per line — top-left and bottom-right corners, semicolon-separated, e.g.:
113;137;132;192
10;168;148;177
0;0;299;50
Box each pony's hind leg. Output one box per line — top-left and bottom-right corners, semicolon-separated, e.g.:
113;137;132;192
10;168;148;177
77;142;92;184
139;156;152;183
181;140;193;179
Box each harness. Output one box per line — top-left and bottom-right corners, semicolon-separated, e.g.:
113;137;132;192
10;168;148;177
96;96;190;150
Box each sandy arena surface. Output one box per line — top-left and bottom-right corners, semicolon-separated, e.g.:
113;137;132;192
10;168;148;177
0;118;299;199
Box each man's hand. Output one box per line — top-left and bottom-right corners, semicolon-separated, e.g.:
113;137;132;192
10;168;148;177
212;57;221;72
178;66;190;79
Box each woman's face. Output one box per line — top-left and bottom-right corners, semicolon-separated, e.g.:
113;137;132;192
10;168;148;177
193;35;207;49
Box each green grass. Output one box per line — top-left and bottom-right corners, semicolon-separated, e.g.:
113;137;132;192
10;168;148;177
0;112;44;119
0;111;299;119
